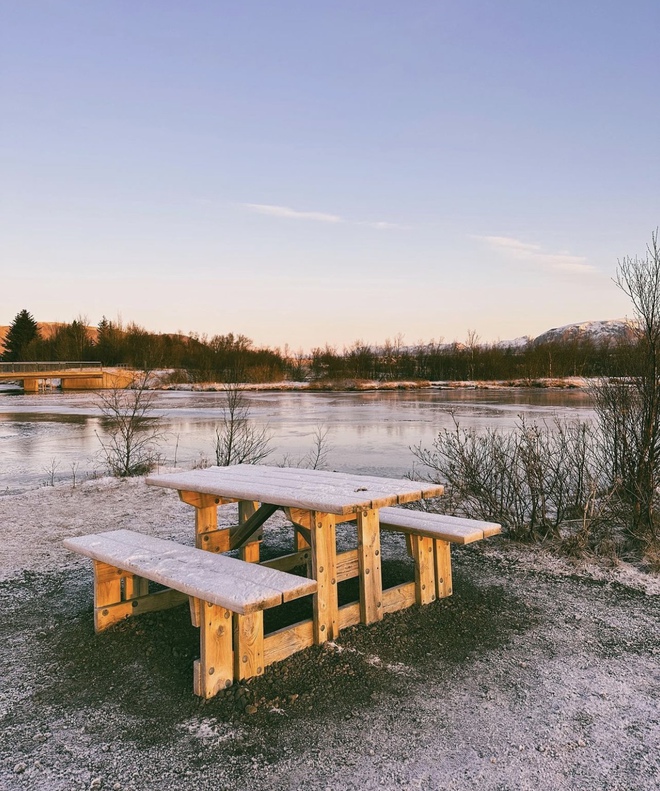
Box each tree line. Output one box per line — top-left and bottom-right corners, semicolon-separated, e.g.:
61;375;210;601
0;309;642;383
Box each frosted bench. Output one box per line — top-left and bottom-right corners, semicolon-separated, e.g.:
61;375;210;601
377;508;502;603
64;529;317;698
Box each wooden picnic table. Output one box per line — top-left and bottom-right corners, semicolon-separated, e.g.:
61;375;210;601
145;464;444;671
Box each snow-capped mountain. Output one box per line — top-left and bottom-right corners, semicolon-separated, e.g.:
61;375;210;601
531;319;638;347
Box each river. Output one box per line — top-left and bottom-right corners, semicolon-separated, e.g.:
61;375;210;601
0;388;595;494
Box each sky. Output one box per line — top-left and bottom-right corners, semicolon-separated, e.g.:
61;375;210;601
1;1;659;351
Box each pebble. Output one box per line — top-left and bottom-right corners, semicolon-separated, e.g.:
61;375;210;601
90;778;103;789
13;762;26;774
245;704;258;715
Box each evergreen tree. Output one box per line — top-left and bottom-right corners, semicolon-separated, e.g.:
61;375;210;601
2;310;40;361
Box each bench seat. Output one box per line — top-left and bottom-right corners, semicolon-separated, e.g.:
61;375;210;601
64;529;317;698
64;529;316;614
379;507;502;544
377;507;502;604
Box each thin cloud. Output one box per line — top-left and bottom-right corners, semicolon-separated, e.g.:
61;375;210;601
358;220;413;230
243;203;342;223
242;203;409;230
481;235;596;275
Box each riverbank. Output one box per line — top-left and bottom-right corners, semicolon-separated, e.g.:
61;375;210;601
1;478;658;790
156;376;592;393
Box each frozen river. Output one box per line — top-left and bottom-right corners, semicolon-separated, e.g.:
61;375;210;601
0;388;595;494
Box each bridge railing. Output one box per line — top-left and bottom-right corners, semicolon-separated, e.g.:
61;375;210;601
0;362;104;373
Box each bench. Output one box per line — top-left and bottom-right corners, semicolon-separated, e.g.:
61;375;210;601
64;529;317;698
378;507;502;603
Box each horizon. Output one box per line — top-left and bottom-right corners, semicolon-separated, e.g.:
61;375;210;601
2;2;658;347
0;313;634;354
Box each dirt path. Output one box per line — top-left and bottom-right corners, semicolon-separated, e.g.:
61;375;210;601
1;480;658;790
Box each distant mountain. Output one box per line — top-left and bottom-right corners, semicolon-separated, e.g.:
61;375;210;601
494;336;532;350
531;319;638;347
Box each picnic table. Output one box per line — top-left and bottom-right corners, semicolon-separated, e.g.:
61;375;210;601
65;464;500;697
145;464;444;639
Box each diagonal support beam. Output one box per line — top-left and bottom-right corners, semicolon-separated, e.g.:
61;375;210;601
230;503;278;549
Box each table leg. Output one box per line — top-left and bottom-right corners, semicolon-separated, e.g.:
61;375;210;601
412;535;436;605
178;490;230;553
195;601;233;698
357;508;383;624
310;511;339;643
238;500;261;562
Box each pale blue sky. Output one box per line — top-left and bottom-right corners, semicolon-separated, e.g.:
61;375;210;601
1;1;658;350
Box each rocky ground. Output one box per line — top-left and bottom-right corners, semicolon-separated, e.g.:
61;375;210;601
1;478;658;790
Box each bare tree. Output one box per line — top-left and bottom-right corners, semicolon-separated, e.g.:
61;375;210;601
300;424;332;470
214;386;273;466
96;374;164;477
594;230;660;544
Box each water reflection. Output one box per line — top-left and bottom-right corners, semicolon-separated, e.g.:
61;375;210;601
0;388;596;493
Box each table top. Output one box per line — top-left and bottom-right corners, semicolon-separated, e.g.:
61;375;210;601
146;464;444;515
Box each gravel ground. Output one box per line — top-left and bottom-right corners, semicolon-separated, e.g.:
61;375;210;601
1;478;658;791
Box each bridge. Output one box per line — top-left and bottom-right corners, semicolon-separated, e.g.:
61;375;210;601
0;362;136;392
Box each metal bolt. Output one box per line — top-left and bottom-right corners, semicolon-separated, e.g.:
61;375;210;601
375;550;380;556
320;624;326;632
365;569;370;575
209;667;215;675
132;600;138;608
257;666;262;674
319;566;324;573
102;609;109;616
242;655;248;663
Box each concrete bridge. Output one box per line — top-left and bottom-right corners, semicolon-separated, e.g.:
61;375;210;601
0;362;136;392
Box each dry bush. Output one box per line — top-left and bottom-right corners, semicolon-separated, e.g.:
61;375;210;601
96;375;164;477
411;416;606;544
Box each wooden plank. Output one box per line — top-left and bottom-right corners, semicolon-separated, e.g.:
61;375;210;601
260;550;311;572
285;507;357;530
295;525;312;548
147;466;443;515
194;465;444;503
357;508;383;624
381;517;484;544
381;582;416;615
94;588;188;632
263;619;314;665
178;490;224;508
338;601;361;629
93;560;122;608
124;574;149;600
482;523;503;538
65;531;316;614
234;611;264;680
310;512;339;643
379;507;501;544
434;540;453;599
412;535;436;605
189;596;201;627
238;500;261;562
197;528;231;553
231;502;277;549
336;549;359;582
197;601;233;698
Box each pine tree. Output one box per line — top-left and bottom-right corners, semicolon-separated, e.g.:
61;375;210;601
2;310;40;361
